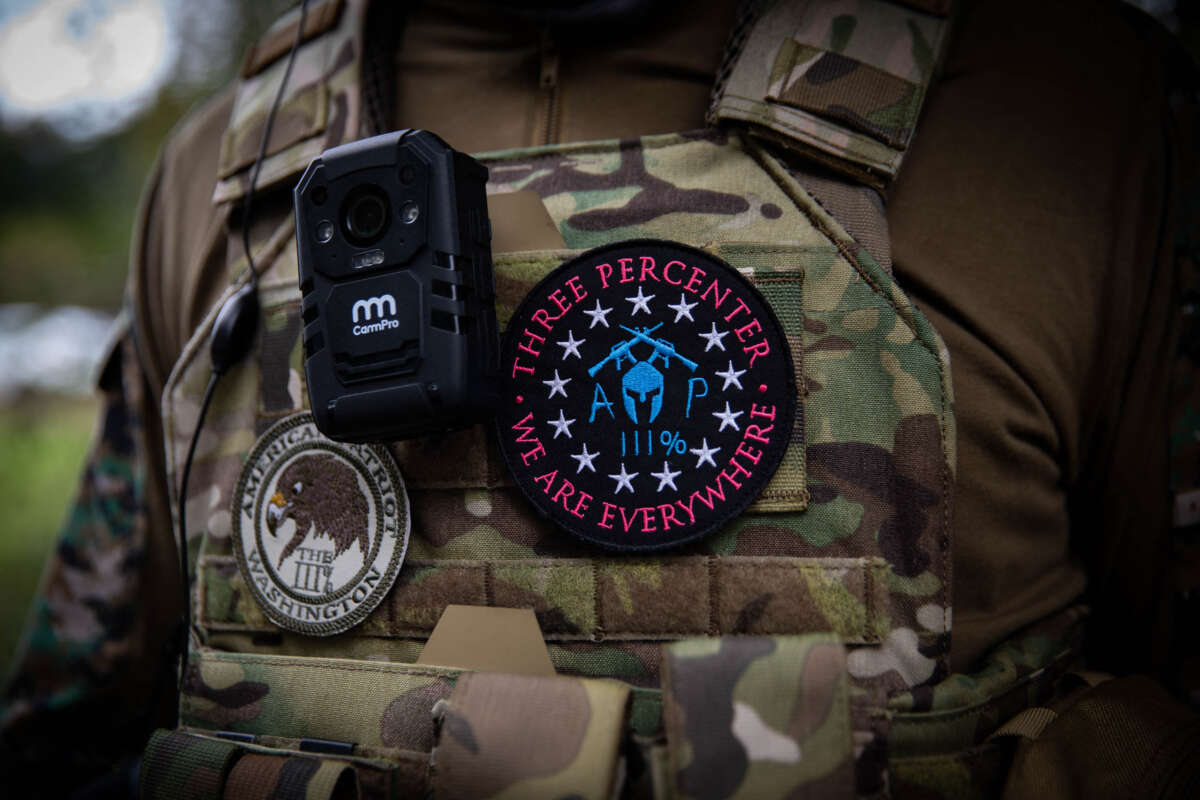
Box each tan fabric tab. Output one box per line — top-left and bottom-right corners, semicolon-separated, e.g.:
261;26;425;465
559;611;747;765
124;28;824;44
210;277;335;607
417;605;555;675
433;672;630;800
489;190;568;252
987;707;1058;741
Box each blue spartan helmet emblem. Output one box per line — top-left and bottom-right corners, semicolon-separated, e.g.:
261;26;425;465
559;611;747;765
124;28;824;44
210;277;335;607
622;360;664;423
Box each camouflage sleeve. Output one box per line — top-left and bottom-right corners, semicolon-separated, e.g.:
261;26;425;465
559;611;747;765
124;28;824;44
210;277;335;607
0;322;181;793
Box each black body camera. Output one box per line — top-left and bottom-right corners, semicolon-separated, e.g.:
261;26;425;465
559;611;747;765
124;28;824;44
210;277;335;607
294;130;499;442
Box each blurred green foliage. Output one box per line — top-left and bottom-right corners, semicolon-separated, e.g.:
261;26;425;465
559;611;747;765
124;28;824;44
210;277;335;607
0;100;185;310
0;394;98;678
0;0;294;310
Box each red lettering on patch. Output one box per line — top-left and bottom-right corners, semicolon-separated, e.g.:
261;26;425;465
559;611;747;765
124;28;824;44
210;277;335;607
639;256;659;283
595;262;613;288
663;260;685;285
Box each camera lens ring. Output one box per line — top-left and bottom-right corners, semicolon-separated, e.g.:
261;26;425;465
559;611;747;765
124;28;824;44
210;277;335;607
341;186;391;246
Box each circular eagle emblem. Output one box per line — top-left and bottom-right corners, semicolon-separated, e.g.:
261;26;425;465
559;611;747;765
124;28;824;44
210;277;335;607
231;412;409;636
497;240;795;550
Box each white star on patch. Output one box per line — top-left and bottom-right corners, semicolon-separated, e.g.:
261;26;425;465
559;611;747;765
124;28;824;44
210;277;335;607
650;461;682;492
583;297;614;328
583;299;612;329
626;286;655;316
556;330;585;360
667;293;698;323
609;463;638;494
690;438;720;469
699;322;729;352
715;360;746;391
571;443;600;473
548;409;576;439
712;401;743;432
543;369;571;399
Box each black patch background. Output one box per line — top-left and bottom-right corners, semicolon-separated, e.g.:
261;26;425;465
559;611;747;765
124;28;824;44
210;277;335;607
497;240;795;550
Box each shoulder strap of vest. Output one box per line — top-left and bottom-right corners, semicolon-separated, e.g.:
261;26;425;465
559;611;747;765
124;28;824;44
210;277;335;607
211;0;371;205
710;0;956;190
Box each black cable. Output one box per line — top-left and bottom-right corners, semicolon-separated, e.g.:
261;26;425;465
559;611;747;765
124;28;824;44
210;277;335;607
174;0;309;702
175;372;218;695
241;0;310;286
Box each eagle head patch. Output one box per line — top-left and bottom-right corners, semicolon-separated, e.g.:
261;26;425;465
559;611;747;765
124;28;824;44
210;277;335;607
232;412;409;636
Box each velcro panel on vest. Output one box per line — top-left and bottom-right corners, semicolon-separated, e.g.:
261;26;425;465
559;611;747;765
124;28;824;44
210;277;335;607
431;672;631;800
224;753;357;800
661;634;876;799
212;0;367;204
711;0;954;189
140;729;242;800
181;649;462;752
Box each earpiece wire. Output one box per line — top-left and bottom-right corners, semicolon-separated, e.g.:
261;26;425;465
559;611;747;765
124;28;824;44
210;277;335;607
174;0;311;700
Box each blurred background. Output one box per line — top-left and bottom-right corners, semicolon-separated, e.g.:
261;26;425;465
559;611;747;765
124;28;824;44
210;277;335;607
0;0;292;678
0;0;1194;681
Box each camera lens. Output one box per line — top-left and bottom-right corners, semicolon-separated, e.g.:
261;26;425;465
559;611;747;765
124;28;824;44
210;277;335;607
341;187;390;245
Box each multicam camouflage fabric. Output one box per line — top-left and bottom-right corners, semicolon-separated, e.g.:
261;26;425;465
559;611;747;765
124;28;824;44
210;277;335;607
711;0;953;188
172;127;954;663
212;0;369;206
141;729;241;800
662;635;857;800
162;116;956;794
181;649;457;752
432;671;630;800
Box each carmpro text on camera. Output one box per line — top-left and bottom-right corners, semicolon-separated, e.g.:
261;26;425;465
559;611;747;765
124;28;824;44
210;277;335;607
294;130;499;442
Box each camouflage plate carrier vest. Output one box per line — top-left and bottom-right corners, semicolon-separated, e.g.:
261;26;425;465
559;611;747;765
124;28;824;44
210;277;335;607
143;1;1089;797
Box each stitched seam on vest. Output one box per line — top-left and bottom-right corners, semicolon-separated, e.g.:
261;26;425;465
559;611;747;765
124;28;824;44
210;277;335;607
592;560;604;641
194;650;460;680
747;140;953;665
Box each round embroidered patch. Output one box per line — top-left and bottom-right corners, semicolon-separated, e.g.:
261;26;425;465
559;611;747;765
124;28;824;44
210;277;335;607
231;412;410;636
496;240;795;550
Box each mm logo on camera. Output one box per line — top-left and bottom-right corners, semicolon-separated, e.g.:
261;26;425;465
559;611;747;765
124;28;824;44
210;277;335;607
352;294;400;336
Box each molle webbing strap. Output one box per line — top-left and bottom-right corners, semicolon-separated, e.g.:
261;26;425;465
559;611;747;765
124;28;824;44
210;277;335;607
431;672;631;800
661;635;871;800
139;729;361;800
224;753;357;800
140;729;241;799
711;0;955;190
212;0;369;205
